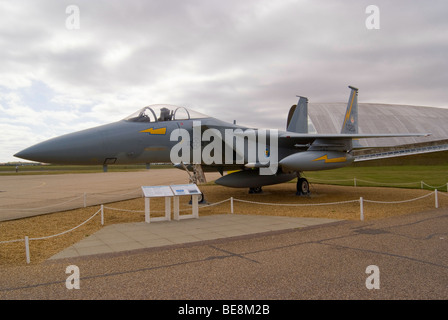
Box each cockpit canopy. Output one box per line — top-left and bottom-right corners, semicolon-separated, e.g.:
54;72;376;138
124;104;209;123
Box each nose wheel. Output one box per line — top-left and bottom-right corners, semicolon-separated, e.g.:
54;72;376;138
296;178;310;196
189;193;206;204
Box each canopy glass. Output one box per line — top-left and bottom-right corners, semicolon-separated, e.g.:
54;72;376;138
124;104;209;122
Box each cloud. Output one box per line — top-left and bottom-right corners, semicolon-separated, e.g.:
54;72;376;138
1;0;447;162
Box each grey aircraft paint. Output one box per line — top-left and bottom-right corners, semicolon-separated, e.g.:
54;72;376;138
15;87;429;193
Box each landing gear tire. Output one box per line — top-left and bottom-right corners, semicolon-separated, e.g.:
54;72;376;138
249;187;263;194
296;178;310;196
189;193;206;204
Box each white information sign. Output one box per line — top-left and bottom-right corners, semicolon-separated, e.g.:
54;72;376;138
141;186;174;198
140;184;201;223
170;184;201;196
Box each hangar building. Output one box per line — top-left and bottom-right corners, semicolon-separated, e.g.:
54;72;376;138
307;103;448;160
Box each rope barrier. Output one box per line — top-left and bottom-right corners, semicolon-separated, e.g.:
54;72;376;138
0;238;25;244
363;192;434;204
0;188;143;212
1;179;446;213
233;198;359;206
0;188;444;264
30;208;102;241
1;207;102;264
438;191;448;197
308;177;448;190
0;194;85;211
91;188;142;197
0;208;102;245
307;177;354;182
197;198;230;208
355;179;420;186
103;198;231;214
421;182;448;190
103;206;144;213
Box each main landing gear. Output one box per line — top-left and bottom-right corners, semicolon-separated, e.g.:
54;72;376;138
246;176;310;196
296;177;310;196
248;186;263;194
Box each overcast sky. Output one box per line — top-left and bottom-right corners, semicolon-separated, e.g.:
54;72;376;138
1;0;447;163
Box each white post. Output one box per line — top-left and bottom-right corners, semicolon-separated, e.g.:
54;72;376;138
25;236;30;264
101;205;104;225
354;177;357;187
145;198;150;223
435;189;439;209
165;196;171;221
173;196;180;220
192;194;199;218
230;197;234;214
360;197;364;221
421;181;423;189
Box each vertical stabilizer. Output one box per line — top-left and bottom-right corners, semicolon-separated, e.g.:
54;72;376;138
341;86;358;134
287;96;308;133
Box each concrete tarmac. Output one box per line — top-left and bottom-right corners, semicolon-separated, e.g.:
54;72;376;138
0;169;219;221
0;209;446;300
49;214;340;260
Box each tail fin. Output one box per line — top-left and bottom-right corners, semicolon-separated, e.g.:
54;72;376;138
286;96;308;133
341;86;358;134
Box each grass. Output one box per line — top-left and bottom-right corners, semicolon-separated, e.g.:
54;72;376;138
295;150;448;191
3;151;448;191
302;165;448;191
0;163;173;175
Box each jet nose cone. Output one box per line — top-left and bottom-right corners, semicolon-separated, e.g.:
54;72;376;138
14;141;63;163
14;139;67;163
14;125;111;165
14;148;34;161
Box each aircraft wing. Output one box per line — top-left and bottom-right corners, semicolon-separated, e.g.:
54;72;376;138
280;132;431;150
354;143;448;162
279;132;431;139
279;132;441;164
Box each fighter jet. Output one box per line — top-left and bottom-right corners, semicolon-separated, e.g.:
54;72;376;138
15;86;429;195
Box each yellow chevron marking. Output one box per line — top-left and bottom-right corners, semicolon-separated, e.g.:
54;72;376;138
140;127;167;135
313;154;347;163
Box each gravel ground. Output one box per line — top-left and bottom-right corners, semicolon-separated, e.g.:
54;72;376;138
0;208;446;301
0;183;445;266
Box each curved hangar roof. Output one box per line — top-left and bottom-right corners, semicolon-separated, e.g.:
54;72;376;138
308;103;448;147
